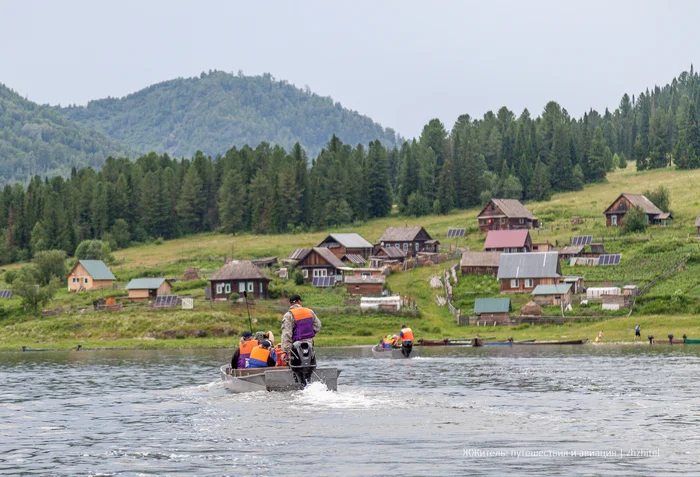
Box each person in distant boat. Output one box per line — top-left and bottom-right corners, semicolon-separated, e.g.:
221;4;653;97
381;334;393;349
246;340;277;368
281;294;322;363
399;324;414;357
635;325;641;341
391;334;399;347
265;330;275;345
231;331;258;369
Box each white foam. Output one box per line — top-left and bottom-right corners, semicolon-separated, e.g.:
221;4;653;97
291;383;407;410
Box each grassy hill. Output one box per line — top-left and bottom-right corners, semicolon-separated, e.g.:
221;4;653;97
56;70;399;158
3;162;700;349
0;83;130;184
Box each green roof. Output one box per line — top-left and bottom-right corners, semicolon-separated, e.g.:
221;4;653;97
126;278;168;290
532;284;572;295
78;260;115;280
474;298;511;314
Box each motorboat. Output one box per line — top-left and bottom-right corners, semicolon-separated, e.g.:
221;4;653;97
371;343;420;359
220;365;340;392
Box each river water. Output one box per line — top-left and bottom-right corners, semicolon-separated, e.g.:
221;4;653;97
1;345;699;476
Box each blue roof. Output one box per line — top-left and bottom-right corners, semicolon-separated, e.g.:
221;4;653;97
78;260;115;280
532;284;572;295
126;278;168;290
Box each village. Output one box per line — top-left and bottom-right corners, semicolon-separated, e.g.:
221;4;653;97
7;186;693;348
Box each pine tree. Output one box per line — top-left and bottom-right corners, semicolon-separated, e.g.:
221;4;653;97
398;142;419;210
648;108;670;169
177;165;205;234
587;127;608;182
549;123;573;190
436;153;455;214
528;160;552;201
365;140;392;218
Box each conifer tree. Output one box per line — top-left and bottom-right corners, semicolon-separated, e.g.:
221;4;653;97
587;127;608;182
365;140;392;218
177;165;205;234
528;160;552;201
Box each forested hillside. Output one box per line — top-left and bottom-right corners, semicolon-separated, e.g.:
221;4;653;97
57;71;399;158
0;84;129;184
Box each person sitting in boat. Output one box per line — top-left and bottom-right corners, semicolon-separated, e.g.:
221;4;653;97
380;334;393;349
399;324;414;357
230;331;258;369
281;294;322;363
246;340;277;368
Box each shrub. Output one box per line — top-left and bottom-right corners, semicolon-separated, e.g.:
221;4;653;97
154;237;165;245
75;240;114;263
3;270;17;285
294;270;304;286
229;292;240;301
623;206;647;233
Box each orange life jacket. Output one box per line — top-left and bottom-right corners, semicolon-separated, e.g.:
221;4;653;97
400;327;414;341
249;346;270;362
237;339;258;368
275;344;286;367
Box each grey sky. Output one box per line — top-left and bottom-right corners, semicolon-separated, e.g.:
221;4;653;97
2;0;698;139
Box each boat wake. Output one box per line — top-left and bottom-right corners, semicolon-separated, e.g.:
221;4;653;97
290;382;409;410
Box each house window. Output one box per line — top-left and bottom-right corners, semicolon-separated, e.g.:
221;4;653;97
511;279;519;288
403;242;408;251
313;269;327;278
259;282;263;294
72;277;79;283
238;282;245;293
395;243;400;248
415;242;419;252
84;278;89;284
611;215;617;226
361;272;371;278
500;218;505;224
519;218;524;224
303;269;308;278
216;283;223;294
225;283;231;294
490;203;495;211
247;282;254;293
555;296;561;300
524;279;533;288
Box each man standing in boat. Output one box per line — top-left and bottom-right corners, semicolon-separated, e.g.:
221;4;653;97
399;324;414;357
281;294;322;364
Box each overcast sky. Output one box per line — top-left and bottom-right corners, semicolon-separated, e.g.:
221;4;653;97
2;0;698;138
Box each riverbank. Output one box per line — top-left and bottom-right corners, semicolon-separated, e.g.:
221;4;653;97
3;312;699;351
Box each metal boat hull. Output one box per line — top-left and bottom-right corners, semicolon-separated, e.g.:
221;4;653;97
220;365;340;392
371;344;420;359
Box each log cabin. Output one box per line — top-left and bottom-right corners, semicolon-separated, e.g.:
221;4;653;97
603;193;672;227
477;199;538;231
378;226;439;257
208;260;271;300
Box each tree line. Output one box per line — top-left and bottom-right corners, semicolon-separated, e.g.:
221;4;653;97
2;67;700;265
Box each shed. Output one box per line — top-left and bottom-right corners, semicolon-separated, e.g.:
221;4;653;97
473;298;512;324
497;252;562;293
562;276;584;294
345;275;385;296
67;260;116;292
208;260;272;300
484;229;532;253
477;199;538;231
460;251;501;275
586;287;621;301
126;278;172;300
623;285;639;296
532;284;573;306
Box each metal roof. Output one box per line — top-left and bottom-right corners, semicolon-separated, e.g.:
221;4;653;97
484;230;530;249
460;251;502;267
77;260;116;280
209;260;271;282
478;199;537;219
532;284;572;295
497;252;561;279
378;246;407;258
303;247;346;269
321;233;373;249
379;226;431;242
342;254;366;264
474;298;511;314
344;275;386;284
126;278;168;290
604;193;663;216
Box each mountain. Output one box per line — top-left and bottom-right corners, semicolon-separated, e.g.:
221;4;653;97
0;84;130;184
57;71;400;158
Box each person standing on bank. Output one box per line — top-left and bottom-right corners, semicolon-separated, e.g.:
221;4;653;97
399;324;414;357
281;294;322;362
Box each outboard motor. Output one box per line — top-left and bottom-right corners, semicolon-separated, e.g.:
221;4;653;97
290;341;317;388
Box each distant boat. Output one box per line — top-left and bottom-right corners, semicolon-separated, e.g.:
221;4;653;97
371;344;420;358
483;339;536;346
21;346;54;352
683;337;700;344
515;339;588;345
416;338;483;347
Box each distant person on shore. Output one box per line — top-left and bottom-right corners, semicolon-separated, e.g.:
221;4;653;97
635;325;641;341
399;324;414;357
246;340;277;368
595;330;604;343
648;335;655;345
281;294;322;363
231;331;258;369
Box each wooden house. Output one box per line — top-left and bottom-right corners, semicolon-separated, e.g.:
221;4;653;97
345;275;385;296
604;193;672;227
497;252;562;293
484;230;532;253
369;246;407;267
295;247;346;283
378;226;439;257
477;199;539;232
126;278;172;301
460;251;501;275
317;233;374;260
532;241;553;252
208;260;271;300
67;260;116;292
532;284;573;306
473;298;512;324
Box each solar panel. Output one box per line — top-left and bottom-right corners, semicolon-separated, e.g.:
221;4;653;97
312;276;336;287
447;228;466;238
155;295;179;307
572;235;592;246
0;290;13;299
598;254;620;266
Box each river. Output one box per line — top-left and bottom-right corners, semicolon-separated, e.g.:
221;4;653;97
1;345;699;476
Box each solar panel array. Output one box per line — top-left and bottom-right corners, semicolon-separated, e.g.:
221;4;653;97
311;276;336;288
447;228;466;238
572;235;593;246
0;290;13;299
155;295;179;307
598;254;621;266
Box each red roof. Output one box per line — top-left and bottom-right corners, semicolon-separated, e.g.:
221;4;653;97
484;230;530;250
